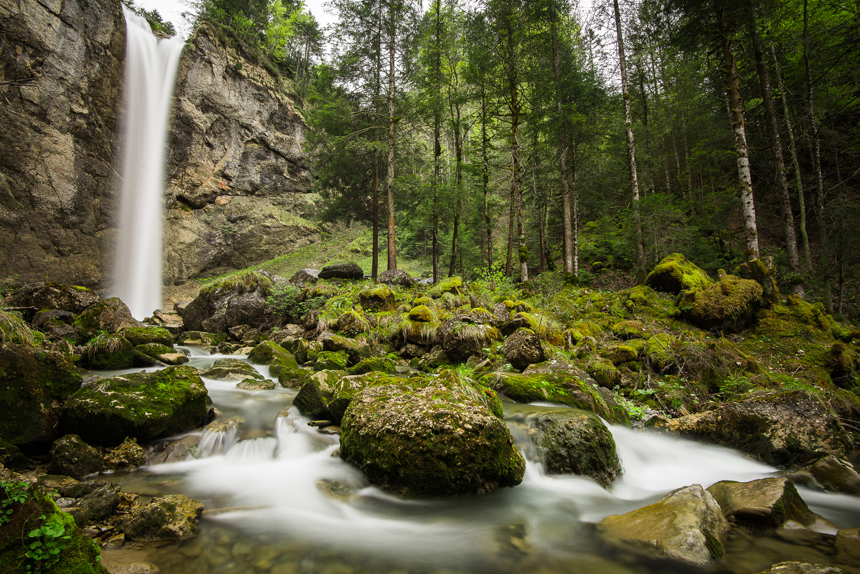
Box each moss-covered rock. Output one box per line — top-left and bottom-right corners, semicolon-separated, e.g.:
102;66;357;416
611;320;646;340
438;319;500;363
293;374;338;419
118;326;173;347
60;366;211;447
644;333;677;373
237;378;277;390
523;409;621;487
133;342;187;367
503;312;563;345
82;334;133;370
347;356;398;375
103;437;146;471
184;272;275;335
503;328;546;371
337;310;371;336
586;357;622;388
200;358;263;381
0;343;82;453
596;484;729;566
0;437;28;470
408;305;437;323
706;478;823;528
645;253;713;295
176;331;224;346
359;285;396;311
564;321;605;347
120;494;204;542
429;276;464;297
314;350;349;371
247;340;299;378
604;344;638;365
47;434;103;479
734;259;780;305
320;333;371;366
339;374;524;496
6;281;100;316
73;297;141;342
677;274;763;333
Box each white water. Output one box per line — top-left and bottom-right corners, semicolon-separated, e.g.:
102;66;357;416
113;8;184;320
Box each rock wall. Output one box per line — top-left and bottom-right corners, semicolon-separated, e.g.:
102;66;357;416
0;0;125;287
163;24;319;285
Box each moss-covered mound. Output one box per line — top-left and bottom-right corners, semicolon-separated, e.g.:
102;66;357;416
339;371;524;496
0;481;108;574
60;366;210;447
118;326;173;347
247;340;298;377
73;297;141;342
677;274;763;333
645;253;713;295
83;334;134;370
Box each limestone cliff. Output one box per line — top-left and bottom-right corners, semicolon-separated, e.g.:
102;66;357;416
163;24;318;285
0;0;125;287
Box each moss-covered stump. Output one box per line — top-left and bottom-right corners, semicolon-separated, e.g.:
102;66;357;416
596;484;729;566
200;358;263;381
120;494;204;542
0;343;82;453
677;273;763;333
645;253;713;295
503;328;545;371
809;456;860;495
0;482;108;574
754;562;852;574
247;340;299;378
47;434;103;479
118;326;173;347
83;334;134;369
359;285;396;311
525;410;621;487
480;364;630;425
735;259;780;305
60;366;210;447
706;478;823;529
653;390;850;465
339;373;524;496
73;297;141;342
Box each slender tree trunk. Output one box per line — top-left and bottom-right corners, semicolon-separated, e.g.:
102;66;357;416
750;6;802;294
432;0;441;283
372;156;379;279
481;86;492;270
386;0;397;271
718;1;759;261
551;13;574;275
572;157;579;277
612;0;646;279
448;100;463;277
506;184;515;277
803;0;832;312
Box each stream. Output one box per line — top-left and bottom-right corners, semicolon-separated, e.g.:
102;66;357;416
99;347;860;574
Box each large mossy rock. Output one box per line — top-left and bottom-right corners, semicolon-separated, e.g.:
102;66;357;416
0;343;81;453
653;390;850;465
339;372;525;496
60;366;210;447
247;340;299;378
120;494;204;542
47;434;103;479
706;478;823;529
377;269;415;288
319;262;364;280
182;272;275;334
6;282;99;315
522;409;620;487
438;318;500;363
645;253;713;295
596;484;729;566
73;297;142;341
503;328;546;371
320;333;371;366
677;273;763;333
117;326;173;347
200;358;263;381
83;334;134;370
359;285;396;311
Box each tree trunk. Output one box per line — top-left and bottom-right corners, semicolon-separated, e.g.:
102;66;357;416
551;12;574;275
803;0;831;311
750;6;802;294
481;86;492;270
386;0;397;271
448;97;463;277
718;1;759;261
372;156;379;279
612;0;646;279
432;0;441;283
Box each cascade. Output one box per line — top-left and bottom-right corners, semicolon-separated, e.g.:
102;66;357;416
112;7;184;319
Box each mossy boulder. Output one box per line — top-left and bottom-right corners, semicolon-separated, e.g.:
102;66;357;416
644;333;677;372
653;390;850;465
586;358;622;388
319;262;364;280
119;494;204;542
706;478;823;529
339;373;524;496
564;321;604;347
645;253;713;295
73;297;141;341
237;378;277;390
60;366;211;447
293;374;339;419
200;358;263;381
503;312;563;345
83;334;134;370
677;273;763;333
347;356;398;376
118;326;173;347
6;282;100;316
182;272;274;335
0;437;28;470
0;343;82;453
314;350;349;371
604;344;638;365
133;342;187;367
247;340;299;378
735;259;780;305
596;484;729;566
429;276;464;297
611;320;646;340
522;409;621;487
0;482;108;574
320;333;371;366
61;481;121;527
176;331;224;346
359;285;396;311
408;305;437;323
503;328;546;371
47;434;103;479
337;310;371;336
438;319;500;363
377;268;415;288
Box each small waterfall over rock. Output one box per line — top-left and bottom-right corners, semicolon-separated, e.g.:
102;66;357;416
113;7;184;319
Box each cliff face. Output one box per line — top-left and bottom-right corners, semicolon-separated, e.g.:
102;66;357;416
163;25;318;285
0;0;125;287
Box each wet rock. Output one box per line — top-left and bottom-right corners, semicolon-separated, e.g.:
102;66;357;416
289;268;319;285
236;378;276;390
182;273;274;335
438;319;500;363
835;529;860;564
60;366;210;447
133;343;174;367
120;494;204;542
503;328;546;371
809;456;860;495
71;482;121;525
340;371;524;496
248;340;299;378
652;391;850;465
47;434;103;479
201;358;263;381
754;562;851;574
149;435;202;465
318;263;364;280
377;269;415;288
523;410;621;487
320;333;371;366
596;484;729;566
31;309;77;339
644;253;713;295
176;331;223;346
706;478;824;529
294;376;336;419
103;437;147;471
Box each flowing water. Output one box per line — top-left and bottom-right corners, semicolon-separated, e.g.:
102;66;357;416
112;8;184;320
100;349;860;574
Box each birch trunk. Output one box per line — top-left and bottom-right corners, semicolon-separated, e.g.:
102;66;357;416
551;13;574;275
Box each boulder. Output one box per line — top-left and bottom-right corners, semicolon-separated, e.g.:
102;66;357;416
0;343;82;452
377;269;415;288
176;331;223;346
293;375;337;419
314;350;349;371
247;340;299;378
438;319;500;363
60;366;210;447
809;456;860;495
503;328;546;371
182;272;274;334
320;333;371;365
83;334;134;369
0;437;28;470
59;480;121;526
236;378;276;390
359;285;396;311
200;358;264;381
318;262;364;280
120;494;204;542
347;356;397;376
835;529;860;565
134;343;187;367
677;273;763;333
652;390;850;465
706;478;822;528
289;269;319;285
103;438;147;471
30;309;77;340
429;276;464;297
47;434;103;479
754;563;852;574
339;372;524;496
118;327;173;347
73;297;142;341
5;283;99;316
645;253;713;295
596;484;729;566
522;410;620;487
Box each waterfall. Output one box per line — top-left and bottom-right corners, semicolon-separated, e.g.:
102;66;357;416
113;7;184;319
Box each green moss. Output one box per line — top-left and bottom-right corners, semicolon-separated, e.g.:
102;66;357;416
645;253;713;294
314;350;349;371
337;310;371;335
359;286;396;311
118;327;173;347
408;305;436;322
514;313;563;345
199;270;273;296
83;334;134;370
429;276;464;297
247;340;298;377
348;356;397;376
587;358;622;387
677;275;763;333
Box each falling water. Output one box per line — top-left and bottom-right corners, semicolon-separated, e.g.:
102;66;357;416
113;7;184;319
